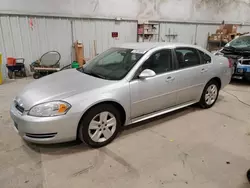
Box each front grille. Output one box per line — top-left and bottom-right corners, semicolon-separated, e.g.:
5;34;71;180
241;59;250;65
25;133;57;139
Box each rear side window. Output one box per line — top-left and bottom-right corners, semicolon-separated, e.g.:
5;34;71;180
175;48;200;69
198;50;211;64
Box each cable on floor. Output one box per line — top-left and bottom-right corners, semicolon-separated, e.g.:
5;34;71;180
222;90;250;107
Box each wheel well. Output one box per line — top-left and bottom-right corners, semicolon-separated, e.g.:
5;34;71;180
210;77;221;90
76;101;126;139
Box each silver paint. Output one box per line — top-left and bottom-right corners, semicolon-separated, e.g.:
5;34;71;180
10;42;232;144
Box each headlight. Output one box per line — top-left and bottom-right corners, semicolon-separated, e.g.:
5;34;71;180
28;101;71;117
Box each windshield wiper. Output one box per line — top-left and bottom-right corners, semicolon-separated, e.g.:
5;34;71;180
83;71;106;79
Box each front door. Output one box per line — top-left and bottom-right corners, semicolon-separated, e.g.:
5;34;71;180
130;49;178;118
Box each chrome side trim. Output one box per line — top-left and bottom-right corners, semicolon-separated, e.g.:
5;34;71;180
130;101;197;124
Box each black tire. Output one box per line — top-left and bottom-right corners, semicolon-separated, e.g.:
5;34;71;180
244;77;250;82
78;104;122;148
199;80;219;109
247;169;250;182
8;71;13;79
21;69;27;77
33;72;41;79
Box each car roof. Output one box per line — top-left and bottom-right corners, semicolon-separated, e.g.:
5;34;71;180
116;42;204;52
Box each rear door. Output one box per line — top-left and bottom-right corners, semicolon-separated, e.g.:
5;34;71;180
174;47;210;105
197;49;212;89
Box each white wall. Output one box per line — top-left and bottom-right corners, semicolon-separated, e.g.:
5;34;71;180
1;0;250;23
0;16;137;78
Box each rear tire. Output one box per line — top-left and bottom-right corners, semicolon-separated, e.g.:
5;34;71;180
199;80;219;109
78;104;121;148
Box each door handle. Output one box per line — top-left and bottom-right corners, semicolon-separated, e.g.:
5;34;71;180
201;68;208;73
165;76;175;82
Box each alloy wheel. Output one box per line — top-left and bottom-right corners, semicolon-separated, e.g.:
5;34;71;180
88;111;117;143
205;84;218;105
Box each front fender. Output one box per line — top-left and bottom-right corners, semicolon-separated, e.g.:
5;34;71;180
65;83;131;125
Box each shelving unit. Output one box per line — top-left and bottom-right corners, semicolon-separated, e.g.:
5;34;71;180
206;32;226;52
137;23;160;42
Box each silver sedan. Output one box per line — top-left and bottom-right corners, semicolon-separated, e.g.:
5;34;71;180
10;43;232;148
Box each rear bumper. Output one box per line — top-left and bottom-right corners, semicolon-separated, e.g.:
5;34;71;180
10;103;80;144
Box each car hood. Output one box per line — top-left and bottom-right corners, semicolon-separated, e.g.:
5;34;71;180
16;69;115;109
221;46;250;56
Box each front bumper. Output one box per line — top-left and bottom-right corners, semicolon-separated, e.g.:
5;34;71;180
232;62;250;80
233;68;250;80
10;103;80;144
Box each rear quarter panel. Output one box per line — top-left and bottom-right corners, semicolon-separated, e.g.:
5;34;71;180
212;55;232;89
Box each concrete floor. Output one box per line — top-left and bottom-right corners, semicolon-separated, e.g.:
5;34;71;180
0;78;250;188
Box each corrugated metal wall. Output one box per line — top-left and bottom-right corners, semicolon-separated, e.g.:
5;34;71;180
237;25;250;33
0;16;137;78
0;16;72;78
1;15;250;79
160;23;250;49
160;23;196;44
195;25;218;48
159;23;218;48
73;19;137;59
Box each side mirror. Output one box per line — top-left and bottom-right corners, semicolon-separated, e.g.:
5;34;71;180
139;69;156;79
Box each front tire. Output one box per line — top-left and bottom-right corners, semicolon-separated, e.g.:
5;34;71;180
78;104;121;148
199;80;219;109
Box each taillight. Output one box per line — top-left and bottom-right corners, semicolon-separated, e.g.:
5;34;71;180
228;58;233;68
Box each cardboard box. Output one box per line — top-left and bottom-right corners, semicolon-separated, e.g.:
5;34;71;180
216;29;228;35
209;34;222;41
224;24;237;34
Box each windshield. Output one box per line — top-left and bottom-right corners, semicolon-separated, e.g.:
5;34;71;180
225;35;250;49
80;48;144;80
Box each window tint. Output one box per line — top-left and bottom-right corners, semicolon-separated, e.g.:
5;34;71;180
141;50;172;74
175;48;200;69
198;50;211;64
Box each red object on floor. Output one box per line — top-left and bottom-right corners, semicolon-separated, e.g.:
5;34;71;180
7;57;16;66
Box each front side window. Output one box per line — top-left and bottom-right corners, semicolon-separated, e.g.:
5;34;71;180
81;48;144;80
141;49;172;74
175;48;200;69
